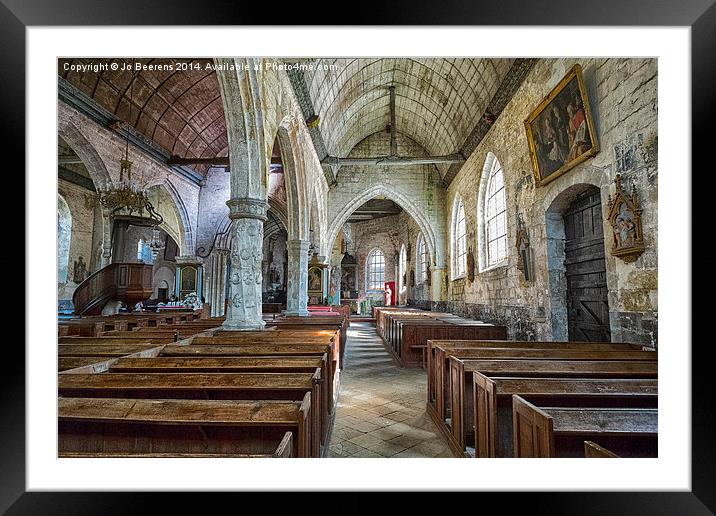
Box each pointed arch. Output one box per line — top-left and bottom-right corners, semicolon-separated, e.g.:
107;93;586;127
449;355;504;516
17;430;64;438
450;194;467;279
144;178;193;255
58;193;72;284
325;185;440;269
477;152;508;271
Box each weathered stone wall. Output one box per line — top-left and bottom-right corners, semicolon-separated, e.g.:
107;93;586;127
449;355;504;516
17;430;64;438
445;58;658;346
349;216;401;301
325;132;447;271
58;102;201;256
196;166;231;255
57;178;102;303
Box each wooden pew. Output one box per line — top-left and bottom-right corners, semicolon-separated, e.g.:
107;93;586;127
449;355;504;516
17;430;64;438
427;340;649;423
584;440;620;458
445;357;657;456
190;331;340;399
61;431;294;458
59;396;311;458
159;343;336;413
59;336;175;345
58;343;165;358
391;320;508;368
58;371;323;458
107;355;331;442
512;395;657;457
471;374;657;458
59;357;114;372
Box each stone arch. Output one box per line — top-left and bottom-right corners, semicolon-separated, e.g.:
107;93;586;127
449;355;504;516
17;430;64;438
57;193;72;284
57;121;112;267
326;185;440;270
545;181;611;341
57;120;112;189
275;117;309;241
144;178;193;255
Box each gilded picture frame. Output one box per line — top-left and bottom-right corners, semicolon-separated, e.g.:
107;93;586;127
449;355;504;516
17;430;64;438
524;64;600;186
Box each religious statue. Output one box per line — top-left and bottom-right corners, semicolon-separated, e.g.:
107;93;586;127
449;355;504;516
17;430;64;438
73;256;87;283
606;174;645;262
515;214;532;281
466;246;475;282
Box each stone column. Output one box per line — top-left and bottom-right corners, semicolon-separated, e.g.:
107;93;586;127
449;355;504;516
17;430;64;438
284;239;309;317
430;266;447;303
223;198;268;330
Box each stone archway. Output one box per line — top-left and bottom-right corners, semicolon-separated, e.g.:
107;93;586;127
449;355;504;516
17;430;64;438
326;185;442;270
545;182;612;341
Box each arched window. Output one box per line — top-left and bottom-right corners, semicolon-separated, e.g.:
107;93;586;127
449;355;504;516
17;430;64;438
398;244;407;293
366;249;385;291
57;194;72;284
478;154;508;270
416;233;428;284
451;196;467;279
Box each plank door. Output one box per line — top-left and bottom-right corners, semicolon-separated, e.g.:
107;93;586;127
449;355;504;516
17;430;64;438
563;187;611;342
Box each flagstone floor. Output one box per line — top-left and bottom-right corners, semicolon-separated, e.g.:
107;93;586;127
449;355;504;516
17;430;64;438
327;322;453;458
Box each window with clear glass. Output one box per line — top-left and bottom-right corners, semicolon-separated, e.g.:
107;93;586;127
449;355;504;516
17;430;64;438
399;245;407;293
453;198;467;278
485;161;507;266
366;249;385;291
416;234;428;283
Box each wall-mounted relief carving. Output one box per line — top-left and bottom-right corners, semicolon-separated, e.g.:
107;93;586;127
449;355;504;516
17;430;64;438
607;174;645;263
515;213;533;281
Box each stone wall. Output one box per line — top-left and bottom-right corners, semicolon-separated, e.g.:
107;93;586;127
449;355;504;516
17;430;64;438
445;58;658;346
349;216;401;301
57;178;102;303
325;132;447;270
58;101;201;256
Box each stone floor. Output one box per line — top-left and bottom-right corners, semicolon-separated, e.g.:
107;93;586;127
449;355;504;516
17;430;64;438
327;321;453;458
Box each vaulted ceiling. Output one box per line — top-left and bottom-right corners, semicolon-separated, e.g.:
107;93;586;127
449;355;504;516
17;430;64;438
302;58;515;172
58;58;226;176
58;57;527;182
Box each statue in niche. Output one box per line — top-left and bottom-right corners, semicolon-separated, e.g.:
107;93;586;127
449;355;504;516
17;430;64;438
73;256;87;284
515;214;532;281
466;246;475;282
409;270;415;287
425;263;431;286
607;174;645;262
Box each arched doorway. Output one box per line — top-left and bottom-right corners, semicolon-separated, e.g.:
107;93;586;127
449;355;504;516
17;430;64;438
546;184;611;341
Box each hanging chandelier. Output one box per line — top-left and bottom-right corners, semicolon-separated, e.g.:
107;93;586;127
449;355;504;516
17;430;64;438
85;59;162;227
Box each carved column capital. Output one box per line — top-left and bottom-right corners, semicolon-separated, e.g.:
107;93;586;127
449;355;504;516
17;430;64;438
226;197;268;221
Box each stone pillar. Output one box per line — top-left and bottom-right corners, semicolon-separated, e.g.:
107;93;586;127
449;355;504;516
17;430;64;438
223;198;268;330
430;266;447;303
285;239;309;317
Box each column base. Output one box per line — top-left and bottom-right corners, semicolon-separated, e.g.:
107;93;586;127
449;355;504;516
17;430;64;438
222;320;267;331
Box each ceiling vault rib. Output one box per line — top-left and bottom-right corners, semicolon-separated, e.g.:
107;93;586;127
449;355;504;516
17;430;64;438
389;85;397;156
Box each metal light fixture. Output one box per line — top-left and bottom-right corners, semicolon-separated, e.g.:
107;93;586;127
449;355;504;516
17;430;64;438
85;59;162;226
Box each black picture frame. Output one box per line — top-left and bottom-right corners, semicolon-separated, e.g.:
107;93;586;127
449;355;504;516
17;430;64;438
12;1;708;512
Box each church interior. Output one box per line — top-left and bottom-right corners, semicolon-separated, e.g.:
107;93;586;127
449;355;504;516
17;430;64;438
57;57;658;459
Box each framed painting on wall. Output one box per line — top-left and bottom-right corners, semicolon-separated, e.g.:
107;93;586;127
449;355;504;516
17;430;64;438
524;64;599;186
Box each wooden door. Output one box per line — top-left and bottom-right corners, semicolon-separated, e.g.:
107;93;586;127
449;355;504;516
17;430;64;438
564;188;611;341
